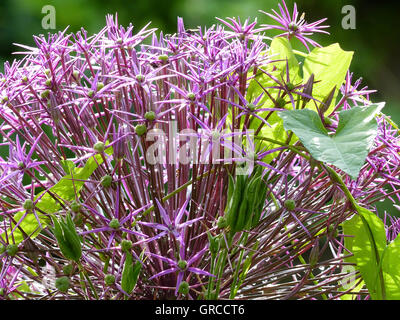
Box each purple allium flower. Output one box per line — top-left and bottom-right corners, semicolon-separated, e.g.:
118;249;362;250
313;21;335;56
260;0;329;51
0;2;398;301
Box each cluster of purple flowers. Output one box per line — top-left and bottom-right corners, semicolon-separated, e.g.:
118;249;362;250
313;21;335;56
0;1;399;300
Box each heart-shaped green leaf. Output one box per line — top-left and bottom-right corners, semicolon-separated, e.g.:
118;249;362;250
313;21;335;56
279;103;384;179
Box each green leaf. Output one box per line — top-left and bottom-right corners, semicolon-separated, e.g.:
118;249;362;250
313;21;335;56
121;253;142;295
279;103;384;179
4;147;113;244
342;206;387;300
303;43;353;111
382;233;400;299
247;38;300;163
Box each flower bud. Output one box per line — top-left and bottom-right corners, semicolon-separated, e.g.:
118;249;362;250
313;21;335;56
121;239;133;252
109;218;120;230
286;82;295;91
41;90;50;100
135;124;147;136
158;54;169;62
187;92;196;101
284;199;296;211
55;276;70;293
136;74;145;83
178;281;189;295
70;201;82;213
101;175;112;188
144;111;156;121
96;82;104;91
93;141;105;153
217;216;227;229
6;244;18;256
23;199;34;211
63;264;74;275
104;274;115;286
276;97;286;108
177;260;187;271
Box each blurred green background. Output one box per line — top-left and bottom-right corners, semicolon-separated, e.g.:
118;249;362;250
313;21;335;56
0;0;399;215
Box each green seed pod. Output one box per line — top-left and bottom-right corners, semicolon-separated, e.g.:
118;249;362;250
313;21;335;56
109;218;120;230
55;276;70;293
6;244;18;256
41;90;50;100
22;76;28;83
121;240;133;252
286;82;295;91
63;264;74;276
72;70;80;82
288;22;299;32
96;82;104;91
178;281;189;295
135;124;147;136
247;103;257;111
158;54;169;62
144;111;156;121
45;78;52;87
177;260;187;271
276;97;286;108
93;141;105;153
44;68;51;76
136;74;145;83
70;201;82;213
101;175;112;188
284;199;296;211
23;199;34;210
0;245;6;254
187;92;196;101
104;274;115;286
217;216;227;229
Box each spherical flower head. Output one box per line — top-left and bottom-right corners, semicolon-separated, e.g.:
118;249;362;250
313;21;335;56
104;274;115;286
93;141;106;153
109;218;120;230
55;276;70;293
284;199;296;211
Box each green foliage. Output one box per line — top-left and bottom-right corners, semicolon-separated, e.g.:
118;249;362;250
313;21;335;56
343;205;400;300
3;147;112;244
279;104;384;179
52;213;82;262
121;252;143;296
303;44;353;112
